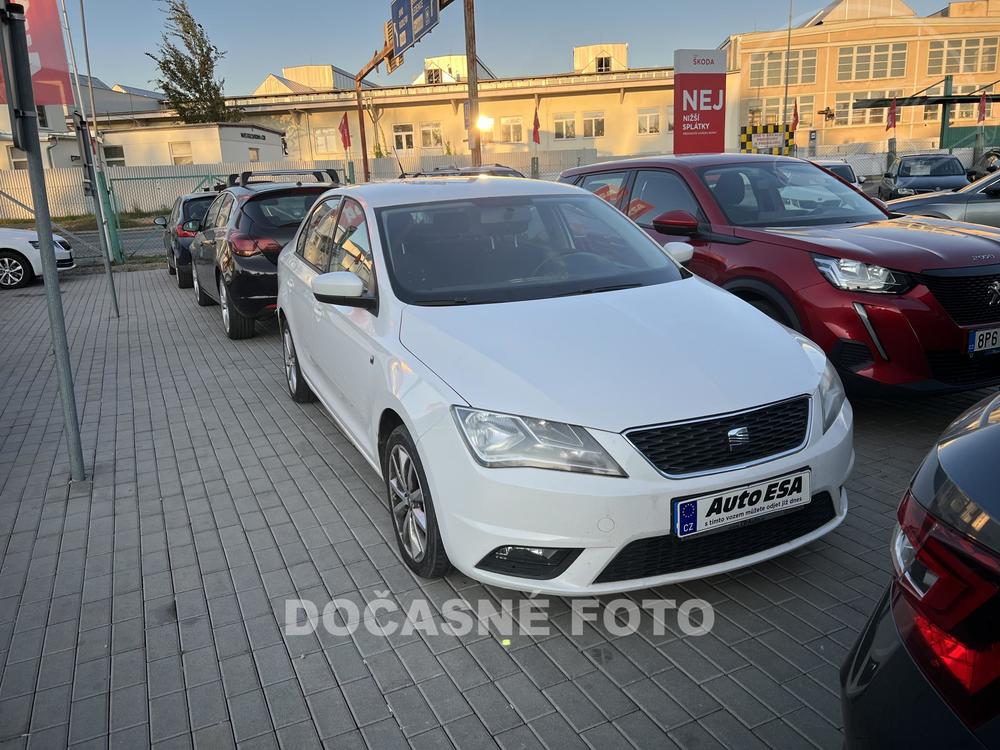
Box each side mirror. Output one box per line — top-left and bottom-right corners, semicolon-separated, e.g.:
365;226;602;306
984;186;1000;198
651;210;700;236
181;219;200;232
883;172;892;179
312;271;377;311
665;241;694;265
967;171;978;181
857;176;866;184
154;216;167;227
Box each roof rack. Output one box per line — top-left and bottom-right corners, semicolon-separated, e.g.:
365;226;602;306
226;169;341;188
399;164;524;178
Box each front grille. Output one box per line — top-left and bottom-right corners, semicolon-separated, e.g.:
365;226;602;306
927;351;1000;386
626;397;809;476
56;256;74;268
594;492;836;583
923;272;1000;326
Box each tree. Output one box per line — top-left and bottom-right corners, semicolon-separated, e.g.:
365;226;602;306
146;0;241;123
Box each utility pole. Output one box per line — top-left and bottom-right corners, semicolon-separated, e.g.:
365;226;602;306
464;0;481;167
0;2;86;481
781;0;793;130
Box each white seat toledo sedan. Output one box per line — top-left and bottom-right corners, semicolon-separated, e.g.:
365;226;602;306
277;177;854;595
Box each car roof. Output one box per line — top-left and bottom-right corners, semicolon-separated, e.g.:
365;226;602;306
321;176;578;209
180;192;217;201
811;159;850;166
225;181;331;197
561;152;805;177
898;152;959;159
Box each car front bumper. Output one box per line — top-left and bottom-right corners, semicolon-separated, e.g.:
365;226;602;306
417;398;854;595
799;279;1000;392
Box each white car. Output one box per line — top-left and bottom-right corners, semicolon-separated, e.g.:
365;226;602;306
0;227;76;289
276;178;854;595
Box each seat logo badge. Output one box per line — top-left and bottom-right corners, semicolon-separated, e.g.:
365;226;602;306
989;280;1000;307
727;426;750;451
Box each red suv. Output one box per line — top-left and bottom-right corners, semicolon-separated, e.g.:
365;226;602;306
561;154;1000;392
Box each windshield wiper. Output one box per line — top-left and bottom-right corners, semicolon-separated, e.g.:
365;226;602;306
554;282;642;298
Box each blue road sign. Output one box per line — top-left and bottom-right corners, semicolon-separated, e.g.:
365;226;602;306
391;0;439;58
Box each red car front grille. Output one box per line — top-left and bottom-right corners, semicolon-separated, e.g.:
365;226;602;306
923;272;1000;327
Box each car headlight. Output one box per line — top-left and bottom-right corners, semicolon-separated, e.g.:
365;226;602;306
895;188;916;196
453;407;626;476
794;337;846;433
813;255;912;294
817;359;846;433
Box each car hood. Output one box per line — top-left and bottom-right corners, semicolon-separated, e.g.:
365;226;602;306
399;278;821;433
895;175;969;191
750;218;1000;272
888;190;963;209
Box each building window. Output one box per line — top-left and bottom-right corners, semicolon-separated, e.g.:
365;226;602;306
667;105;675;132
554;114;575;140
420;122;443;148
928;37;998;75
957;84;993;120
837;43;907;81
248;147;260;162
36;105;48;129
314;127;341;154
499;116;522;143
637;108;660;135
581;112;605;138
103;145;125;167
834;91;902;126
596;56;612;73
425;68;442;84
169;141;193;165
749;49;817;88
745;96;812;127
8;146;27;170
393;124;414;151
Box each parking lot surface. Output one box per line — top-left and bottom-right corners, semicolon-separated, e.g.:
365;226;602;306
0;269;990;750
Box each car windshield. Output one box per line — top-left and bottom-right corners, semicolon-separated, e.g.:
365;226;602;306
824;164;857;183
898;156;964;177
243;189;324;228
377;194;686;305
696;161;886;228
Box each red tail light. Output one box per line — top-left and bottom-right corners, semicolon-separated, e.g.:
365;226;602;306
891;490;1000;727
229;233;283;257
176;227;197;238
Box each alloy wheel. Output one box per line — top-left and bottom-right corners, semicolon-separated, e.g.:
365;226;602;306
192;267;200;294
282;327;297;394
0;256;24;288
388;445;427;563
219;279;230;332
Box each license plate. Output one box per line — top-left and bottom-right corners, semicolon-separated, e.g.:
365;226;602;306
673;470;811;539
968;327;1000;354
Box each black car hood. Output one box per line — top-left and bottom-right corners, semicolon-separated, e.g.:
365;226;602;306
913;392;1000;556
741;217;1000;272
895;174;969;191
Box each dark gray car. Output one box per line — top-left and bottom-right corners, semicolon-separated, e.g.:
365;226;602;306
877;153;970;200
155;192;216;288
888;170;1000;227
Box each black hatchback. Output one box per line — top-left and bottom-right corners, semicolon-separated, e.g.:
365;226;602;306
188;171;334;339
841;391;1000;749
877;153;970;200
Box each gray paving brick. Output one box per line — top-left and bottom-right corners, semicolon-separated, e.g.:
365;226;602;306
29;684;72;731
496;673;554;723
418;674;473;725
149;690;189;743
341;677;391;727
305;686;355;740
69;693;109;744
110;683;148;732
443;714;499;750
527;712;587;750
228;689;273;742
623;679;690;732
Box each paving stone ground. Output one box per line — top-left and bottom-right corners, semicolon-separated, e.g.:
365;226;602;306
0;268;992;750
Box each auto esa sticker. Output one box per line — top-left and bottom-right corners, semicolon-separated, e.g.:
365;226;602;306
674;470;811;539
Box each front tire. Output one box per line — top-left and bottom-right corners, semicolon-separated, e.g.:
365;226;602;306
281;322;316;403
177;264;193;289
218;277;254;339
166;253;176;276
384;426;450;579
0;251;32;289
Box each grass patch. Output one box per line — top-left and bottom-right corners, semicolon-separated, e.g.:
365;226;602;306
2;211;163;232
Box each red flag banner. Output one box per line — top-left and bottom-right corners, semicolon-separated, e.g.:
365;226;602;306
339;112;351;150
791;101;799;132
979;91;988;123
885;98;897;132
0;0;72;105
532;108;540;144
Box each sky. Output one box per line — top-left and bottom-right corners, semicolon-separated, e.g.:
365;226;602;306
63;0;949;95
